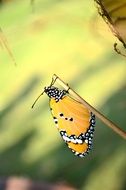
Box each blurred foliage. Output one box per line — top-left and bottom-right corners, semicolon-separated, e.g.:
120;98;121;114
100;0;126;42
94;0;126;57
0;0;126;190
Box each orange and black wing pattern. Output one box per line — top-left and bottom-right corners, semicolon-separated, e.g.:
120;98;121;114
48;89;95;157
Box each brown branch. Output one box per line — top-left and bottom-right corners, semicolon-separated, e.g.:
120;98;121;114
53;74;126;139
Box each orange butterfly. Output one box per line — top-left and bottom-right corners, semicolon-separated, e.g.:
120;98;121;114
32;83;95;157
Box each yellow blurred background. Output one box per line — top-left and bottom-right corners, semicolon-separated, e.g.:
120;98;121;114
0;0;126;190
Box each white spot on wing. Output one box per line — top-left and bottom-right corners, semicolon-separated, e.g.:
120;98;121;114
85;139;88;144
62;135;71;142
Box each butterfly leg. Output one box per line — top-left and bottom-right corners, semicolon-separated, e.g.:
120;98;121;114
50;75;58;86
65;83;70;93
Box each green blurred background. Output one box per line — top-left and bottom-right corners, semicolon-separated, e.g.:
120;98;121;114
0;0;126;189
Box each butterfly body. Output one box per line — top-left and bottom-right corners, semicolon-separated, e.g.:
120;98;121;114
44;86;95;157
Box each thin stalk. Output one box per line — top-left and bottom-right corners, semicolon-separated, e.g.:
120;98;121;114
53;74;126;139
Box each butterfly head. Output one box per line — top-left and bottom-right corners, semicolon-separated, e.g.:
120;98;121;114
44;86;66;101
32;86;66;108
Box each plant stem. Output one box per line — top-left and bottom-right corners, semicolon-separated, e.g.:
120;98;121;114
53;74;126;139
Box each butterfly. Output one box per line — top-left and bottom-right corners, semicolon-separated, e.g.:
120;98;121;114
32;83;95;157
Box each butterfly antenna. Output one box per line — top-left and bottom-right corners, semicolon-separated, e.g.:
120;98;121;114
31;91;45;108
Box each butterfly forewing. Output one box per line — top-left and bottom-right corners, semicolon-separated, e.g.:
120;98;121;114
50;95;95;157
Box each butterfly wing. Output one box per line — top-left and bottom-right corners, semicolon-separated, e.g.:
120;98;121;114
50;95;95;157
